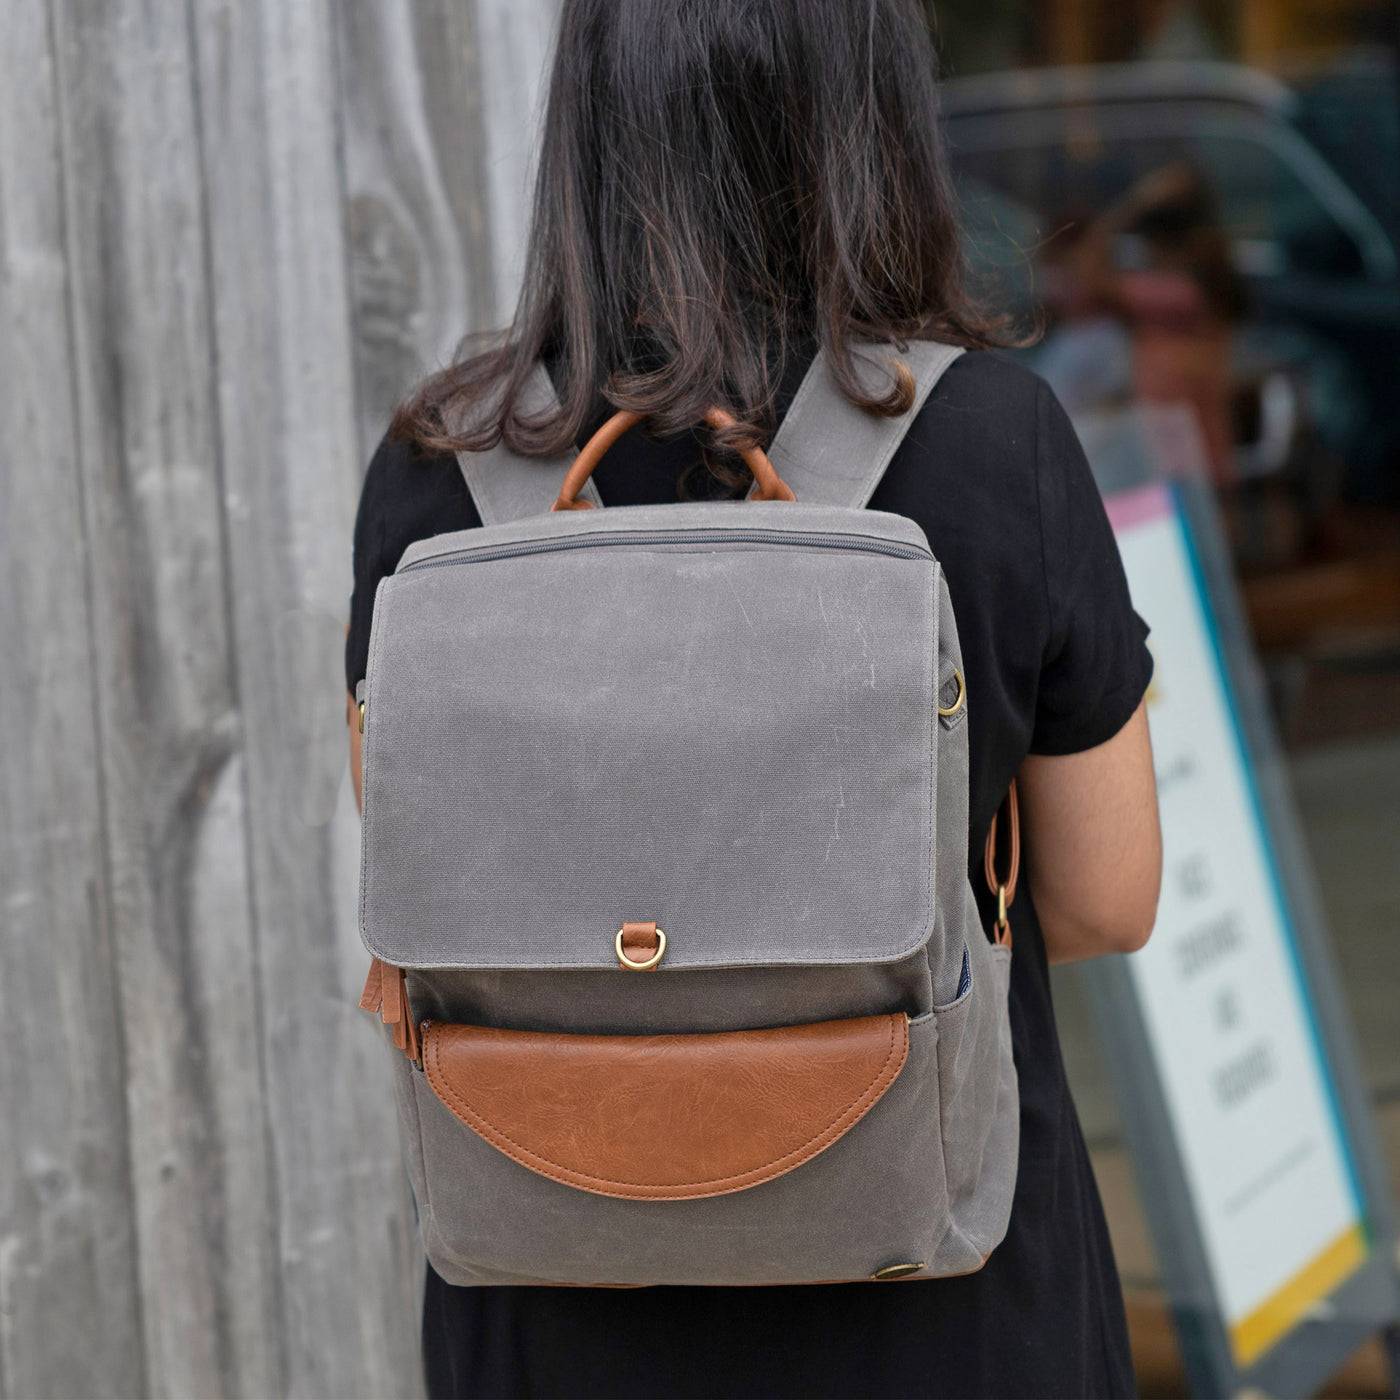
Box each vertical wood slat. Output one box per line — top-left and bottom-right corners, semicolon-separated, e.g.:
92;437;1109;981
189;0;423;1393
45;0;280;1394
336;0;499;461
0;3;145;1396
475;0;562;314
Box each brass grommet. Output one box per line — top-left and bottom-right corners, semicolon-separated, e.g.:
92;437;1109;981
937;669;965;718
616;927;666;970
872;1262;925;1281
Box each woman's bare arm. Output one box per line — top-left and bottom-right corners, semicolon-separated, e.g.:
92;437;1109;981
1015;698;1162;964
348;690;364;814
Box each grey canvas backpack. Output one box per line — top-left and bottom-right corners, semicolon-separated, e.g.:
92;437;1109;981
357;341;1020;1287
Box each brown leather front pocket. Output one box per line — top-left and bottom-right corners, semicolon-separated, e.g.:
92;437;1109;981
421;1013;909;1201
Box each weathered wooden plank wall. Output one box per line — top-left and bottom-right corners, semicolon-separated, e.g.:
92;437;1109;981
0;3;145;1395
0;1;559;1395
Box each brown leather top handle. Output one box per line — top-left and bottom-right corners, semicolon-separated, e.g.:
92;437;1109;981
551;407;797;512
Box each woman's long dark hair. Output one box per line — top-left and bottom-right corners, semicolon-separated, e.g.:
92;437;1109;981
393;0;1001;476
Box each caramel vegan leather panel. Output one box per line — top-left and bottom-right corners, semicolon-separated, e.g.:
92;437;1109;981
421;1013;909;1200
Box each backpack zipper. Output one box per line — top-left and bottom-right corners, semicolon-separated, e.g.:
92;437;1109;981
399;528;931;574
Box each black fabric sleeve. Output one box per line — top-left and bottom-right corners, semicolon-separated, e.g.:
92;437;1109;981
1030;381;1154;755
345;435;482;691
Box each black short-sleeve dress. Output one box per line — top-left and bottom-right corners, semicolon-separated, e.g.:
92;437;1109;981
346;350;1152;1400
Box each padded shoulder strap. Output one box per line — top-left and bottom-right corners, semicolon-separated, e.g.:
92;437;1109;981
767;342;964;508
448;362;601;525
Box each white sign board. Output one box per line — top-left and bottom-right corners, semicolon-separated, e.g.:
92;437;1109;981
1106;483;1368;1368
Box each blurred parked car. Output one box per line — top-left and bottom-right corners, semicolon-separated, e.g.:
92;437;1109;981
943;61;1400;506
1293;48;1400;259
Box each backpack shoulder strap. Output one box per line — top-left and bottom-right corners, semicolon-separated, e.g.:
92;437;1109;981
447;362;601;525
767;341;964;508
448;344;962;520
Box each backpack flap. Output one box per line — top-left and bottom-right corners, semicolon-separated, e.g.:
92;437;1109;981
359;500;943;974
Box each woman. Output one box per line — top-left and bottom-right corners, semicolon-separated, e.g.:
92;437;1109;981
347;2;1161;1395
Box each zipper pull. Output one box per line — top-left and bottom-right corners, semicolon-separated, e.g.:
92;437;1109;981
358;957;385;1014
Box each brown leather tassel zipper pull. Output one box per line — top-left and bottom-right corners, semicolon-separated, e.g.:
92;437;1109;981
358;956;420;1062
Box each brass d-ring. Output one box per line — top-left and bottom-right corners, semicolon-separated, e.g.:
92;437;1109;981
937;669;966;718
616;927;666;970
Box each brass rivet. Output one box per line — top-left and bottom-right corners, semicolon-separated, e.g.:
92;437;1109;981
872;1262;924;1281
